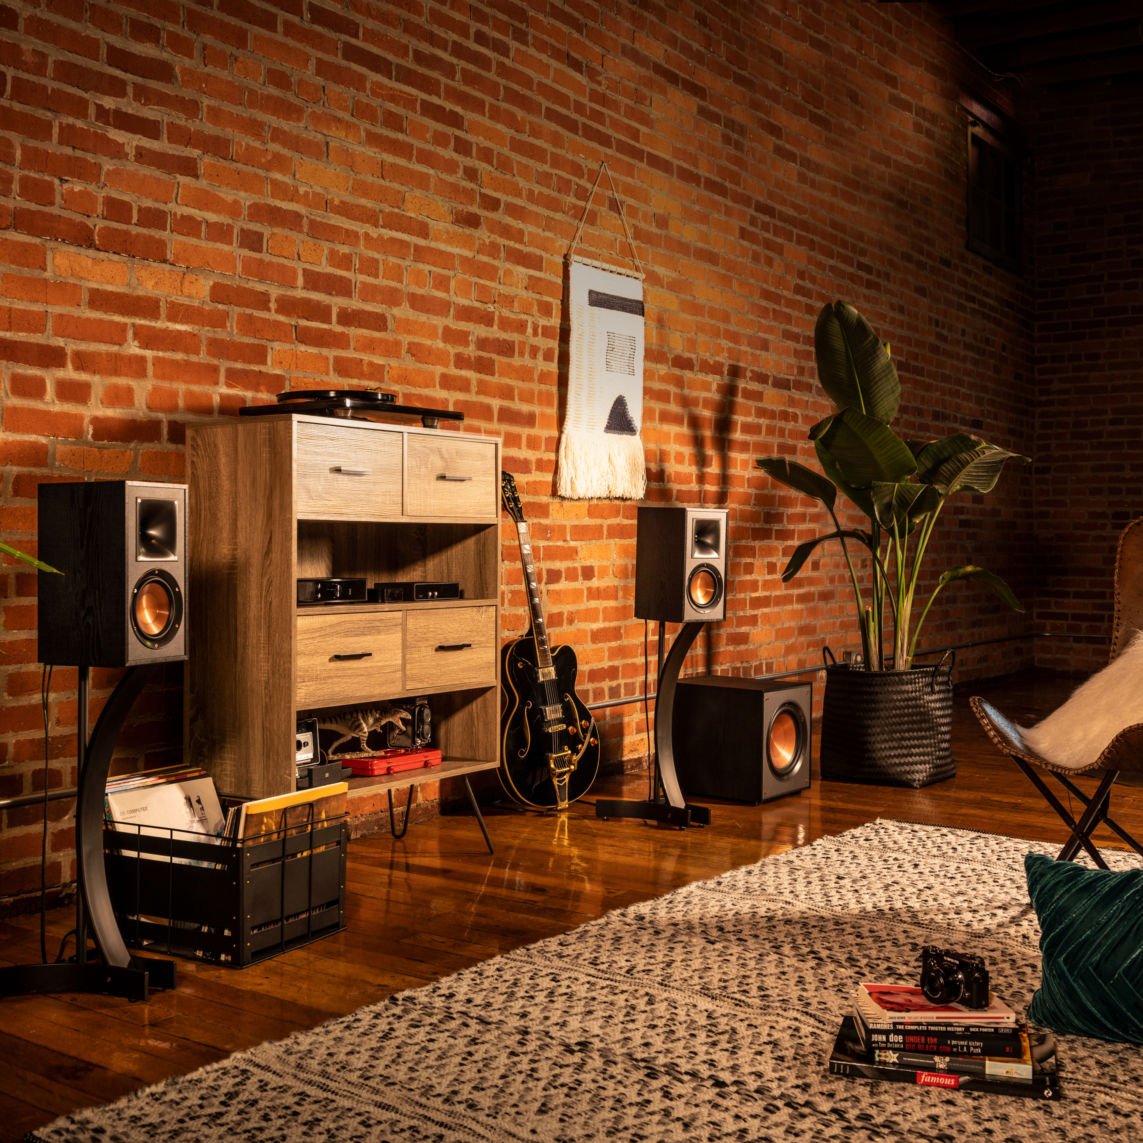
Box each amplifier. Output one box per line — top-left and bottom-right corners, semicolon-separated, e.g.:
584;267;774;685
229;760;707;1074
371;581;462;603
297;577;367;605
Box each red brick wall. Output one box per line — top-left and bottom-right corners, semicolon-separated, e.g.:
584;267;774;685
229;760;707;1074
0;0;1040;901
1029;80;1143;672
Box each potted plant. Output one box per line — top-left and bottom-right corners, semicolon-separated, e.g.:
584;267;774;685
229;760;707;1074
757;300;1027;786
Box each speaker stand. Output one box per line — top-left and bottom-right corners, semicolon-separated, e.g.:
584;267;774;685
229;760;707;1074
0;665;176;1001
595;621;711;829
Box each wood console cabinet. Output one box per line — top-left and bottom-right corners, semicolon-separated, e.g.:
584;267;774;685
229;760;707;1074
185;415;501;803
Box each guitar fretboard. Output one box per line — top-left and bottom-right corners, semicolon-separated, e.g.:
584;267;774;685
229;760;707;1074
516;520;553;670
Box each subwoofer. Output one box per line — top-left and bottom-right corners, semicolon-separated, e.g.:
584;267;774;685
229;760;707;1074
672;676;812;803
634;505;729;623
37;481;187;666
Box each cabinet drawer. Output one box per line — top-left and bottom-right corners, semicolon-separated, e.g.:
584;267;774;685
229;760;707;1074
405;435;497;519
296;610;403;708
405;606;497;691
296;422;403;521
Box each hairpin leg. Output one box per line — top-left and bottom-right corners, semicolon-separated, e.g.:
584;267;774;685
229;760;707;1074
387;785;415;839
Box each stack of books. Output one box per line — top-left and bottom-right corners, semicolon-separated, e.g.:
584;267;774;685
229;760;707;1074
828;982;1060;1100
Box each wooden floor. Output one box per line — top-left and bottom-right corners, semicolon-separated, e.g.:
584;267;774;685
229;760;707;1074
2;670;1140;1141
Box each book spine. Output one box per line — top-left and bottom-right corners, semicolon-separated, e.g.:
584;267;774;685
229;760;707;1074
856;1014;1025;1057
863;1028;1024;1057
828;1059;1059;1100
872;1049;1032;1080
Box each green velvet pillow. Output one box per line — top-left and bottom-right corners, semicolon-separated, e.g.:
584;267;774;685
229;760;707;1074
1025;852;1143;1043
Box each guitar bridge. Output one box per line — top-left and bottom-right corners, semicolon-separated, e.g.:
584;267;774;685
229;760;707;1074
548;747;575;811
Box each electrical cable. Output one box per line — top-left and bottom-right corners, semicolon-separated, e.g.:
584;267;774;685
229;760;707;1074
38;663;52;964
643;620;654;802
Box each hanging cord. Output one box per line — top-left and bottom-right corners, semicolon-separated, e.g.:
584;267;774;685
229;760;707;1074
568;160;645;280
38;663;52;963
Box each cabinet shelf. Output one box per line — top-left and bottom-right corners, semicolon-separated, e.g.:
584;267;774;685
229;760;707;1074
345;755;499;801
186;415;502;804
296;597;498;615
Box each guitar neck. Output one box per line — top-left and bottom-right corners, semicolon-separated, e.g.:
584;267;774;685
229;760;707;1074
514;519;557;679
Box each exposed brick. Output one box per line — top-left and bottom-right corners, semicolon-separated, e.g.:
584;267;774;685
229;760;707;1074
0;0;1132;905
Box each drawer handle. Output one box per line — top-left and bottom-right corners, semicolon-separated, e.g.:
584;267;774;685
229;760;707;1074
437;473;473;482
331;651;373;661
332;466;369;476
436;642;472;652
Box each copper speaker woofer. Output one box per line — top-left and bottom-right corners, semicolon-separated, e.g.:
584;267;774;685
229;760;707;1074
130;570;183;648
768;703;806;778
686;564;723;611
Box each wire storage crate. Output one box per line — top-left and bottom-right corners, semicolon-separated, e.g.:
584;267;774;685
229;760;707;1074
103;814;347;966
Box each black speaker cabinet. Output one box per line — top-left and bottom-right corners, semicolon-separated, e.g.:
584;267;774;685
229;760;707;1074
672;676;812;804
38;480;187;667
634;504;729;623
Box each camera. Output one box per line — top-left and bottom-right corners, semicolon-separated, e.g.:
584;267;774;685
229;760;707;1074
919;945;990;1008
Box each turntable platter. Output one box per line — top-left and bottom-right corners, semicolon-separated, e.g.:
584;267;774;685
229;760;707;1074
276;389;396;404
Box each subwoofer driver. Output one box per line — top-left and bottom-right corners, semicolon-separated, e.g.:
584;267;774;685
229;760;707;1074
768;701;808;780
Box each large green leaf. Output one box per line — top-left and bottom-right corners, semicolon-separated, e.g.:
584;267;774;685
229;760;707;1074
0;541;59;573
927;440;1029;495
813;301;900;424
870;480;942;533
937;565;1024;612
756;458;836;510
812;408;916;500
781;528;873;582
911;433;979;483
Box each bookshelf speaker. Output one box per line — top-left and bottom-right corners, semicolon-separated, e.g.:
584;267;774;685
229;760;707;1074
38;480;187;667
672;676;812;803
634;505;728;623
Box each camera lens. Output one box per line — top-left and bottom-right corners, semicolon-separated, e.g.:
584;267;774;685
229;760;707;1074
922;965;949;1003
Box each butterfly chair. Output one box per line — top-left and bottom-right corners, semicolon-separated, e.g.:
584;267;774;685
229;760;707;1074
970;516;1143;869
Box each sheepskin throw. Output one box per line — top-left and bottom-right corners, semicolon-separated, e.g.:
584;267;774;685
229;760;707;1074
1020;630;1143;768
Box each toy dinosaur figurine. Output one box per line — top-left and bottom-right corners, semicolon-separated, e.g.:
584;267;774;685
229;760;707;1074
318;703;411;758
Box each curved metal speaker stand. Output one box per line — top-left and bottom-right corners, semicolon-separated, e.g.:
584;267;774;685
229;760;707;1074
595;621;711;828
0;665;176;1000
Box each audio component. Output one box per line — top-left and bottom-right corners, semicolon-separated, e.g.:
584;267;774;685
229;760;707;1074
295;716;351;787
37;481;187;667
238;388;464;428
296;718;318;767
672;676;812;803
371;581;462;603
634;505;729;623
297;577;367;605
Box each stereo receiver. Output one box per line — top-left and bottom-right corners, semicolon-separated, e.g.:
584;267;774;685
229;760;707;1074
370;581;462;603
297;577;367;605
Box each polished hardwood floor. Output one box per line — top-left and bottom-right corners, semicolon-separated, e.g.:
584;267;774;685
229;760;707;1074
1;670;1140;1141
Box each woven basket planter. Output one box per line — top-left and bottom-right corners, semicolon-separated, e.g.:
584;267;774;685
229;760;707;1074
819;655;956;788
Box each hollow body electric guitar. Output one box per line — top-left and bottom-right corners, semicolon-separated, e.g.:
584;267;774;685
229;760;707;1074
499;472;600;809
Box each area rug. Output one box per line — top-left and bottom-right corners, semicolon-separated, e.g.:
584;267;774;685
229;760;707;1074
29;820;1143;1142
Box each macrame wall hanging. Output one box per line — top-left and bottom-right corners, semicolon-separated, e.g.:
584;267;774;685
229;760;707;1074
557;162;647;500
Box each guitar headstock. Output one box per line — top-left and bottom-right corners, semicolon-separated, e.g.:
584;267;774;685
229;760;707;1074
501;470;525;523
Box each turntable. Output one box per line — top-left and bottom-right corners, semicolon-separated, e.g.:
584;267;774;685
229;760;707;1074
239;388;463;428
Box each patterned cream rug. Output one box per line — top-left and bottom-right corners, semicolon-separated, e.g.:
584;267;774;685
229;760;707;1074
29;820;1143;1142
